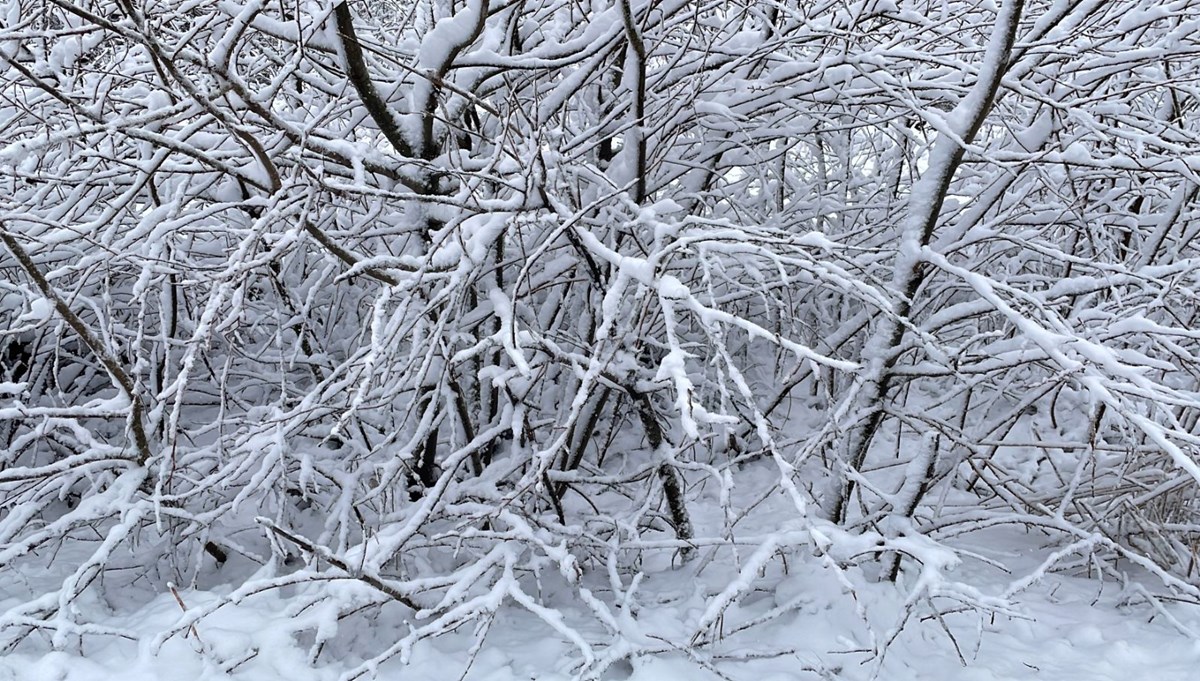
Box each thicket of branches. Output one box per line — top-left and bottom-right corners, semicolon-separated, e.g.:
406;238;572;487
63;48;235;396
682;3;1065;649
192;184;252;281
3;0;1200;675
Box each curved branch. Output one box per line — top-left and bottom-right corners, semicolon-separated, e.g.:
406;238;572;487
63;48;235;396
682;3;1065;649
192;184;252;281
0;228;153;467
333;1;416;159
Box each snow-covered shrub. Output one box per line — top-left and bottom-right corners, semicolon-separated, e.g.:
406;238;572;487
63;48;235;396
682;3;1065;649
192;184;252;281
2;0;1200;677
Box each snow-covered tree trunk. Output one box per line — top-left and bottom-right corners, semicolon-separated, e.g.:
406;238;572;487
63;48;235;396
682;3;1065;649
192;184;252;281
831;0;1027;522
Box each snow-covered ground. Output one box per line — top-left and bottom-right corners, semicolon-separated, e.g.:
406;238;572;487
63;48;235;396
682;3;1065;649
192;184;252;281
4;478;1198;681
4;555;1198;681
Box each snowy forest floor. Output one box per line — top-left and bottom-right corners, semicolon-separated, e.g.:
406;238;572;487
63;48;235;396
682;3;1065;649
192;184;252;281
4;459;1199;681
4;538;1198;681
